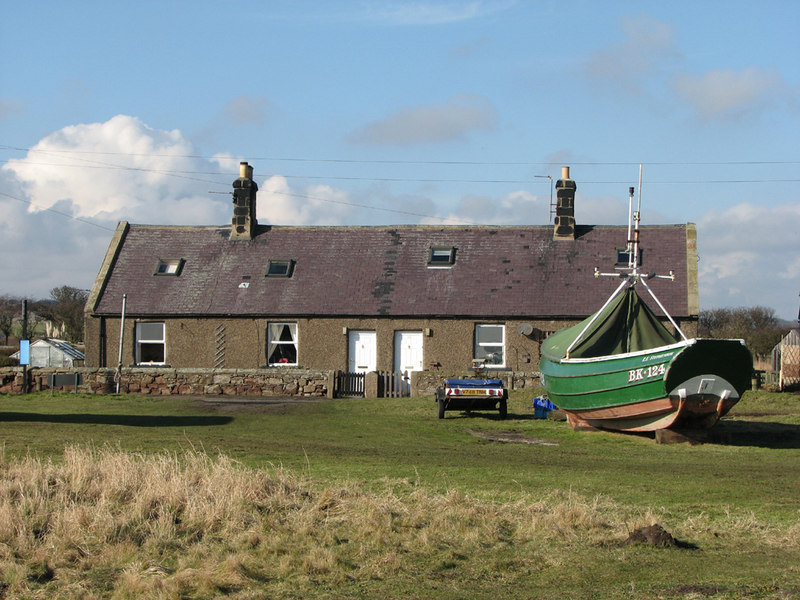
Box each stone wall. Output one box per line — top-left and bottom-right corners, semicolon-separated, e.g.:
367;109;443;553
0;367;334;398
0;367;541;398
413;370;542;397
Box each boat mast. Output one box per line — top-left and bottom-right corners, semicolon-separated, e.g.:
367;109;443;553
632;164;642;272
574;166;690;355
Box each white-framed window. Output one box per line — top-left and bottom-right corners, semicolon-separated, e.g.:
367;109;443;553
267;322;298;366
155;258;184;276
475;324;505;367
136;322;166;364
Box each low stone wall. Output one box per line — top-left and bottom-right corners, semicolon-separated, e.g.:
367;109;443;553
414;370;541;397
0;367;334;398
0;367;541;398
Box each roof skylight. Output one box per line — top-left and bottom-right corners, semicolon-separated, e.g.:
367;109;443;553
154;258;184;276
427;246;456;267
267;259;295;278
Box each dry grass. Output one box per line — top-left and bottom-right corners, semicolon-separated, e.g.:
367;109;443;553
0;446;796;599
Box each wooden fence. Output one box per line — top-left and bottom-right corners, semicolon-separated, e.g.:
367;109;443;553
334;371;411;398
335;371;365;398
779;342;800;391
377;370;410;398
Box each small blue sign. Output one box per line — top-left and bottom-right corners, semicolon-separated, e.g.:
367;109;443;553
19;340;30;366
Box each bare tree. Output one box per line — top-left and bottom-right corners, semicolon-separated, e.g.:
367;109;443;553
699;305;784;358
38;286;89;343
0;295;20;344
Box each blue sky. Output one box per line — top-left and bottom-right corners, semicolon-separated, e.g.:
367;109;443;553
1;0;798;320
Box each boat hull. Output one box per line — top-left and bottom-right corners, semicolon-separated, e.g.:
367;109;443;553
540;339;752;432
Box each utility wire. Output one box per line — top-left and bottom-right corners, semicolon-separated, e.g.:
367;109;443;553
265;189;476;225
2;159;799;186
2;145;798;230
2;145;799;167
0;190;116;232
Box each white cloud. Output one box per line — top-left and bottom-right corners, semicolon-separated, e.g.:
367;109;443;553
0;171;112;299
673;67;787;121
361;1;515;25
256;175;356;225
222;95;270;125
0;116;250;299
2;115;231;225
697;202;800;319
0;98;25;119
349;94;497;145
420;189;547;226
582;14;680;95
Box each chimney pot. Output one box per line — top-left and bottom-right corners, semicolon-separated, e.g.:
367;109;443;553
230;162;258;241
553;166;576;241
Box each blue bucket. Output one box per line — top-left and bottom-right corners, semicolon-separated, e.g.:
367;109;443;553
532;396;555;419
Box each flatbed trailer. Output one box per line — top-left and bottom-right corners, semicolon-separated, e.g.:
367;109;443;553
435;378;507;419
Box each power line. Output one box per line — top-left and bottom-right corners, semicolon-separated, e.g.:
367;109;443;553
0;190;116;232
3;159;799;186
2;145;799;167
266;189;476;225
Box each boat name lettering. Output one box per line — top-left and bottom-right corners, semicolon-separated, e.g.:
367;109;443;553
641;353;672;363
628;364;665;383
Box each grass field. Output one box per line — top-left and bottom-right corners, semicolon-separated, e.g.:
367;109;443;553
0;389;798;598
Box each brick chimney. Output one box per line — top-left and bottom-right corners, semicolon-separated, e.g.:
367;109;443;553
230;161;258;241
553;166;576;240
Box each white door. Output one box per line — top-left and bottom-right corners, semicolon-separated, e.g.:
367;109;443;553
348;331;376;373
394;330;424;388
394;331;424;373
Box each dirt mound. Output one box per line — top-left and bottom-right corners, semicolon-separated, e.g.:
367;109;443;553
621;524;697;549
623;524;677;547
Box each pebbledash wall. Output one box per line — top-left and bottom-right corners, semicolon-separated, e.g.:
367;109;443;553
84;315;569;372
0;366;542;397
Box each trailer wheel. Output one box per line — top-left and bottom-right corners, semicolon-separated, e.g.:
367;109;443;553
499;398;508;419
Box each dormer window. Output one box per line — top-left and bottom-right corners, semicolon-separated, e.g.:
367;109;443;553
267;259;295;278
155;258;184;276
427;246;456;267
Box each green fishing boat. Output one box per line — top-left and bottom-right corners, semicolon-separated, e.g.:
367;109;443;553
539;183;752;432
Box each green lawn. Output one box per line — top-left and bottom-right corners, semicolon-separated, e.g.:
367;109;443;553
0;389;799;598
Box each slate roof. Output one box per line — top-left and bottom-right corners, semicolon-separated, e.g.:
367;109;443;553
91;222;692;319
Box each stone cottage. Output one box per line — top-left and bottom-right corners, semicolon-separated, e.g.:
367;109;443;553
84;164;698;387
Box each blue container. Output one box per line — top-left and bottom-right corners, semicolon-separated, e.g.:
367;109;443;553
532;396;555;419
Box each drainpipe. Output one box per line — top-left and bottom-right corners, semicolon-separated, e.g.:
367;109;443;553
116;294;127;394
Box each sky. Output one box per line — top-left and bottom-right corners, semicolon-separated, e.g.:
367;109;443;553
1;0;798;320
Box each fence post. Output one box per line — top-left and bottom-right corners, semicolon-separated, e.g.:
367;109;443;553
365;371;378;398
326;370;335;399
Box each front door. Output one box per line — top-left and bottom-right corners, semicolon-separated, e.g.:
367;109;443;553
394;331;423;394
348;330;376;373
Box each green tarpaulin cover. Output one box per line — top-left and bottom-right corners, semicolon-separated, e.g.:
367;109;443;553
541;287;680;361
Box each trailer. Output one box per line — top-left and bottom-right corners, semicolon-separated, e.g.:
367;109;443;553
435;378;507;419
